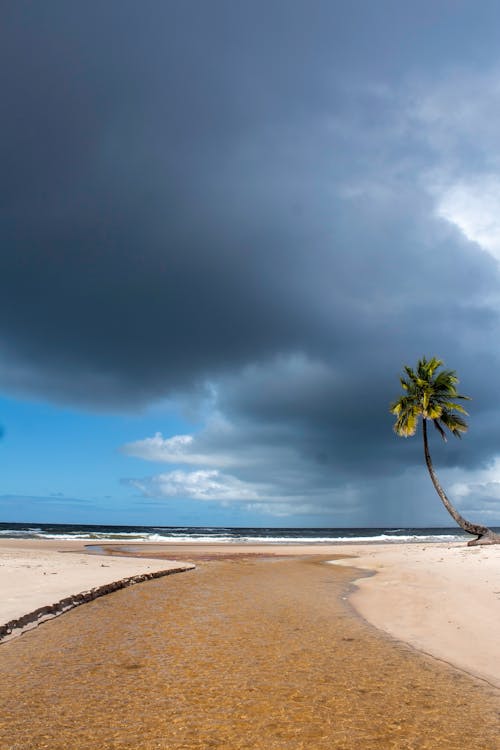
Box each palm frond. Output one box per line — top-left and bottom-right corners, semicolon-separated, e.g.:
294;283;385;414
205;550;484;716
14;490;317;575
425;403;443;419
433;419;447;442
442;401;469;415
390;356;470;442
393;408;419;437
439;409;469;437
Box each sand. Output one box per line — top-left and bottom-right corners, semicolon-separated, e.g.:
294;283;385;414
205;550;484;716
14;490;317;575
0;548;498;749
0;538;498;690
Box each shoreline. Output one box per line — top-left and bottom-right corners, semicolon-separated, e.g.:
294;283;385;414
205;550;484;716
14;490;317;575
329;541;500;689
1;538;498;689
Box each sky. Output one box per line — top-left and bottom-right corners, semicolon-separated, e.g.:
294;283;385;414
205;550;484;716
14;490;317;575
2;1;500;528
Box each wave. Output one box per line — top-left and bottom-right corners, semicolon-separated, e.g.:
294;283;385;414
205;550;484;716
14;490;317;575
0;529;469;543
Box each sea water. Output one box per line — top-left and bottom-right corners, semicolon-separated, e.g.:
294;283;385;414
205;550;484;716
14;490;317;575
0;522;495;543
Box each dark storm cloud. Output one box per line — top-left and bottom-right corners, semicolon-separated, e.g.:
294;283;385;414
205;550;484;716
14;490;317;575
4;2;500;521
1;1;496;402
2;2;357;402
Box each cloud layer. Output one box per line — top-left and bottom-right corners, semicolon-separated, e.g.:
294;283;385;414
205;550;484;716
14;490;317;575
3;3;500;523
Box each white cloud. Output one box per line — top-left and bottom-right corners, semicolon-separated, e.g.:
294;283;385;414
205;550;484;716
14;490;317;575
122;425;235;467
404;68;500;262
129;469;262;502
435;176;500;259
127;468;361;518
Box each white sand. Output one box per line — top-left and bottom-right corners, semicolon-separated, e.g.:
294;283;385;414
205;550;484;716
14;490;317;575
330;542;500;689
0;538;498;690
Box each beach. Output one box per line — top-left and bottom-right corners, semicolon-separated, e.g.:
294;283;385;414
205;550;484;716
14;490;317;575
0;539;498;748
2;538;497;688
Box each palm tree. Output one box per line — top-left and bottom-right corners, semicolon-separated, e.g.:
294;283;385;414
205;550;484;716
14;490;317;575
390;356;500;546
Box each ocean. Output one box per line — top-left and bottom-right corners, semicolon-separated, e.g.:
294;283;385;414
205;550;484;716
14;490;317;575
1;522;495;543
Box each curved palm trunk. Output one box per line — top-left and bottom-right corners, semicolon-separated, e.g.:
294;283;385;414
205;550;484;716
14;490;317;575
422;419;500;546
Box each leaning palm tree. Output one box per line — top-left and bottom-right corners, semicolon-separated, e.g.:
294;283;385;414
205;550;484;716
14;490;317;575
390;356;500;546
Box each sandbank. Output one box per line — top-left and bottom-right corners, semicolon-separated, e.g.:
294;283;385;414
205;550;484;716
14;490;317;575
0;538;194;640
331;540;500;689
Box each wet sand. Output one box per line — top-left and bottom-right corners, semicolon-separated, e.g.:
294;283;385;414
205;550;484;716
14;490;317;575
0;552;498;749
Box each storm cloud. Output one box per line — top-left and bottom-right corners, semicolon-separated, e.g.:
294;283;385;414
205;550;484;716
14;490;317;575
3;2;500;524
